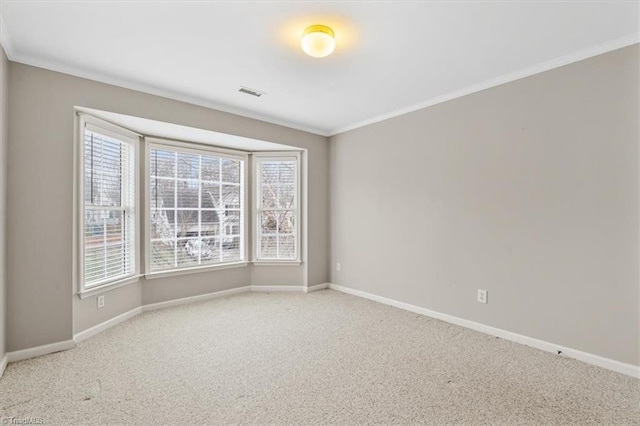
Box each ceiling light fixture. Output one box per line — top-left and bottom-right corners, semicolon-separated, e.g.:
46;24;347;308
301;25;336;58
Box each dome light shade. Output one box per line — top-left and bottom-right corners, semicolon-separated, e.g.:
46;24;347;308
301;25;336;58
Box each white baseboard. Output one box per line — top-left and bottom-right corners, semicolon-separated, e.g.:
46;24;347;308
142;286;251;312
7;283;637;379
6;339;76;363
74;307;143;343
250;285;305;292
305;283;329;293
74;287;253;346
5;284;319;369
328;283;640;379
0;354;7;379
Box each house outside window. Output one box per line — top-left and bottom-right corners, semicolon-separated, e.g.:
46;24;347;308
147;141;246;274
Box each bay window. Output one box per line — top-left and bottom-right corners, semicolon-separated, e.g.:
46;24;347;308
147;141;246;274
76;114;301;295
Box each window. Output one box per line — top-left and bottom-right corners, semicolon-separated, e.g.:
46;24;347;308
147;141;245;273
76;113;302;295
254;154;300;261
79;117;138;291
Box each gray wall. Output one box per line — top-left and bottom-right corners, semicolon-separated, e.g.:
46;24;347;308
330;45;639;366
7;62;329;349
0;48;8;362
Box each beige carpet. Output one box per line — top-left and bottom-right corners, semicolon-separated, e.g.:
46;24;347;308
1;290;638;425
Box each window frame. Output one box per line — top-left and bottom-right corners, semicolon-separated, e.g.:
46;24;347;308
75;114;141;298
144;137;250;280
252;152;302;265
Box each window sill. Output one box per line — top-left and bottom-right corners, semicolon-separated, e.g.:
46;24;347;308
251;260;302;266
144;261;249;281
77;275;141;299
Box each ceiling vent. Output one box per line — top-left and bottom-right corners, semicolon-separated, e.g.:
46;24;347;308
238;86;265;97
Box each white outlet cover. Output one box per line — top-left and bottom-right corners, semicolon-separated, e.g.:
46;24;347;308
477;289;488;304
97;295;105;308
336;263;341;272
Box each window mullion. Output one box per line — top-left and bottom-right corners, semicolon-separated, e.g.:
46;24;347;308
198;155;202;264
257;162;262;260
173;152;178;268
218;159;223;263
122;208;126;275
90;133;94;204
276;184;280;259
102;209;108;281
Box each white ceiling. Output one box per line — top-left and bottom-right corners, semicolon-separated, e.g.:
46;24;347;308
1;1;638;136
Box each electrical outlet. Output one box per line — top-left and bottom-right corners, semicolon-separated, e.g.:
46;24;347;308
97;295;105;309
477;289;488;304
336;262;341;272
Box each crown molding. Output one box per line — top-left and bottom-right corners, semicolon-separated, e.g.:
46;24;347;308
4;50;330;137
329;33;640;136
0;14;15;59
1;21;637;139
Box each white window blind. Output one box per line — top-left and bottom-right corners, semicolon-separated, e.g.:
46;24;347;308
255;156;299;260
82;122;136;288
148;144;244;272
